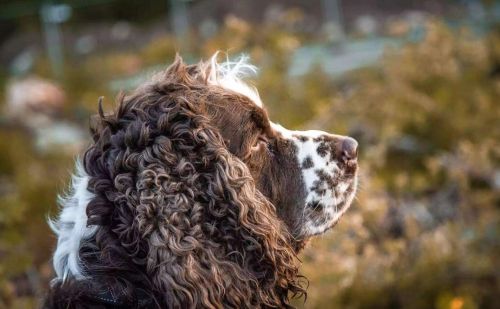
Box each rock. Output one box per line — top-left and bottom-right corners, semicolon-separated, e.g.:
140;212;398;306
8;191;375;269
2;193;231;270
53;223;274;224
5;76;65;128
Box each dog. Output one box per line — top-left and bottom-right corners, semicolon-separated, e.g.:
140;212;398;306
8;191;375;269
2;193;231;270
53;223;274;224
45;54;358;308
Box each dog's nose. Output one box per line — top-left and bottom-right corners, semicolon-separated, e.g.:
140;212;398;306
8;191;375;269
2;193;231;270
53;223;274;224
340;137;358;161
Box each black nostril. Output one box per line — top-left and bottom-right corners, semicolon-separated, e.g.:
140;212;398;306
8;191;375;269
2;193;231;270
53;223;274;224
341;137;358;160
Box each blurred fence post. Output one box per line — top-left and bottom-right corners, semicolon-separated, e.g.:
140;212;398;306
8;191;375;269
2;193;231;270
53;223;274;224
321;0;345;47
168;0;190;50
40;3;72;79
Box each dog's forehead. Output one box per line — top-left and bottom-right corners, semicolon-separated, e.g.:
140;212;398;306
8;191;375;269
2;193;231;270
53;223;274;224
214;79;263;108
205;88;271;136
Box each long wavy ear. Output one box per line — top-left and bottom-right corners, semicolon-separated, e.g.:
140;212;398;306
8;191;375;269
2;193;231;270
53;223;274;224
83;58;305;308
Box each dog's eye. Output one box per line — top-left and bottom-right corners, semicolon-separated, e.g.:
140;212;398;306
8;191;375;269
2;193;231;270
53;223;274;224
251;136;268;152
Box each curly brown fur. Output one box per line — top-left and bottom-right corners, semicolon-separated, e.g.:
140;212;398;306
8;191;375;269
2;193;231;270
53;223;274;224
46;54;359;308
46;56;305;308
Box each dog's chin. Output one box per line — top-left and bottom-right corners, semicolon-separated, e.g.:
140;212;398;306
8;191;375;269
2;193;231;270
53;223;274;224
301;175;358;238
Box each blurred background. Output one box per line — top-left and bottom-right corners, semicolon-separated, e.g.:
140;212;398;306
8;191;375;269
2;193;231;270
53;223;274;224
0;0;499;308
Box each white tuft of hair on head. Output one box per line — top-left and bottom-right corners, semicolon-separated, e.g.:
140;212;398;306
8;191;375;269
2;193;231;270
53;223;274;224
207;52;263;107
48;159;97;282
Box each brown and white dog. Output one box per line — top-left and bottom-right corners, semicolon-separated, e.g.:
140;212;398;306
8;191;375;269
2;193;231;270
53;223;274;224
46;54;358;308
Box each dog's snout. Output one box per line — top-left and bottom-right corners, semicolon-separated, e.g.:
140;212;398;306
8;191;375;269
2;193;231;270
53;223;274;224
340;137;358;161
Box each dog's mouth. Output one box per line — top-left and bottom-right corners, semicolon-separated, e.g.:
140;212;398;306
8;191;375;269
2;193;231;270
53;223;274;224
301;169;358;237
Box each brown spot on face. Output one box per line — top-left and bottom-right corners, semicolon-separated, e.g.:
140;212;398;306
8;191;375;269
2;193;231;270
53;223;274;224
307;200;324;212
310;169;338;196
314;136;340;161
295;135;309;142
316;143;329;157
316;170;336;188
313;136;335;143
302;156;314;169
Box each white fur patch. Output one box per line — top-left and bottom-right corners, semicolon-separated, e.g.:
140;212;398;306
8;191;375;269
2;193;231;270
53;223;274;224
207;53;263;107
48;160;96;281
271;123;357;236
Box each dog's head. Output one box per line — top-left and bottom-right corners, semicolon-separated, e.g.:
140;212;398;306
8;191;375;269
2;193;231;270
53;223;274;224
50;55;358;307
172;56;359;244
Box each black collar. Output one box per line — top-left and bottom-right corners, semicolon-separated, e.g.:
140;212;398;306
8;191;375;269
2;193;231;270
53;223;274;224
85;283;153;307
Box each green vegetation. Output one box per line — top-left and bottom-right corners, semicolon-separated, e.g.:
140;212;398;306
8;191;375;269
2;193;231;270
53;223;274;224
296;22;500;309
0;16;498;308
